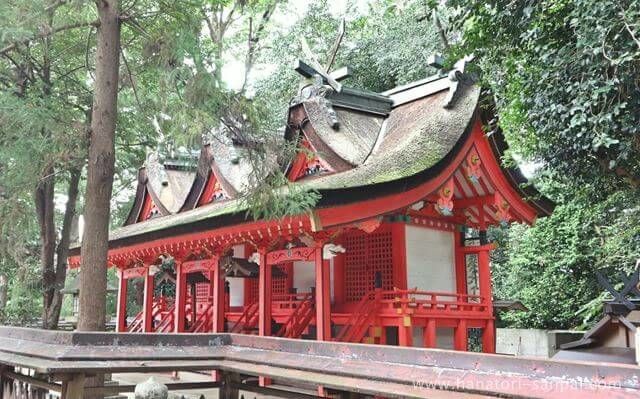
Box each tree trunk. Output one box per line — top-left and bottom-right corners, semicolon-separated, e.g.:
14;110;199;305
78;0;120;332
35;165;57;330
0;274;7;314
43;168;82;329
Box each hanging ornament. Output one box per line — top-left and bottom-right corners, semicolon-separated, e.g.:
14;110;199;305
435;179;455;216
494;193;511;224
464;150;482;184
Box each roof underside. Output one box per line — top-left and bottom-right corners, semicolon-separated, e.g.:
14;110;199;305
71;70;553;254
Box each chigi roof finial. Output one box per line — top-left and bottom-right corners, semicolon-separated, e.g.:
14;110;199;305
291;19;356;130
442;55;475;109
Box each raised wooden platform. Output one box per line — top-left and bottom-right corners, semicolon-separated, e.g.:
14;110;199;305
0;326;638;398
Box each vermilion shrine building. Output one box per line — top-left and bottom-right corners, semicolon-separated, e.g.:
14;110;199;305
68;59;553;353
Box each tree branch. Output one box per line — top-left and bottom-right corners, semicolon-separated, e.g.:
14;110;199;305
241;2;278;93
432;9;450;50
121;48;143;110
1;20;100;55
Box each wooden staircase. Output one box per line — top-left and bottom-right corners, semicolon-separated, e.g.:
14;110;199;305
154;303;176;333
276;293;315;338
127;296;175;333
230;301;259;333
335;290;381;343
189;302;213;333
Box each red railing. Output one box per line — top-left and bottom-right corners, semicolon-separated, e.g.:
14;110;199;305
335;289;489;343
275;293;315;338
272;292;313;311
378;290;488;314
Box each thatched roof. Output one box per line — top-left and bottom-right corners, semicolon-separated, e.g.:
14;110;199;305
69;62;553;253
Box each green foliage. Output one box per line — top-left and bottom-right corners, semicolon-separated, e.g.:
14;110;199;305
243;173;321;220
492;187;640;329
447;0;640;189
0;263;41;326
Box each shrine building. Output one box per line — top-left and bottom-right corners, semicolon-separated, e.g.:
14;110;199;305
68;58;553;353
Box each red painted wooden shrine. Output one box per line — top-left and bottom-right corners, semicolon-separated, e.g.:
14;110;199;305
69;58;553;356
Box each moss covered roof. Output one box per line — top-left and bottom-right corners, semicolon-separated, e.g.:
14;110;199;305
71;75;502;251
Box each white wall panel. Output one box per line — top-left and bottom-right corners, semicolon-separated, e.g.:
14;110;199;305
228;278;244;307
293;261;315;293
405;226;455;292
228;245;246;306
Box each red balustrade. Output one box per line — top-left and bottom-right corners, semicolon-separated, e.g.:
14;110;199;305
335;289;490;343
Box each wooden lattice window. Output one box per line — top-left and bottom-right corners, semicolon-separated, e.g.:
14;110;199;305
344;227;393;302
246;279;258;305
195;282;209;300
245;265;289;304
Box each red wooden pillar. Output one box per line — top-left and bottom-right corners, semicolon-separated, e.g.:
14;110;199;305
397;290;413;347
454;319;468;351
478;242;496;353
258;248;271;336
315;245;331;341
142;266;154;333
332;248;346;306
423;319;436;348
116;269;128;332
454;230;467;296
391;223;407;290
483;319;496;353
398;320;413;347
258;247;272;387
212;258;225;333
174;262;187;333
478;247;492;308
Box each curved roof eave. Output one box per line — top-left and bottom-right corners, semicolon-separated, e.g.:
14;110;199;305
69;83;552;256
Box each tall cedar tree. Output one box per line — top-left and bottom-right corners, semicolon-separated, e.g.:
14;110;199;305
78;0;120;332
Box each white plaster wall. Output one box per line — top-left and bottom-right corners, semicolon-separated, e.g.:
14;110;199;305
293;257;335;301
228;245;246;307
405;226;455;292
293;261;315;293
228;278;244;307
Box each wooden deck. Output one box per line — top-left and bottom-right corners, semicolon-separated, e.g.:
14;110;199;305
0;327;638;398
